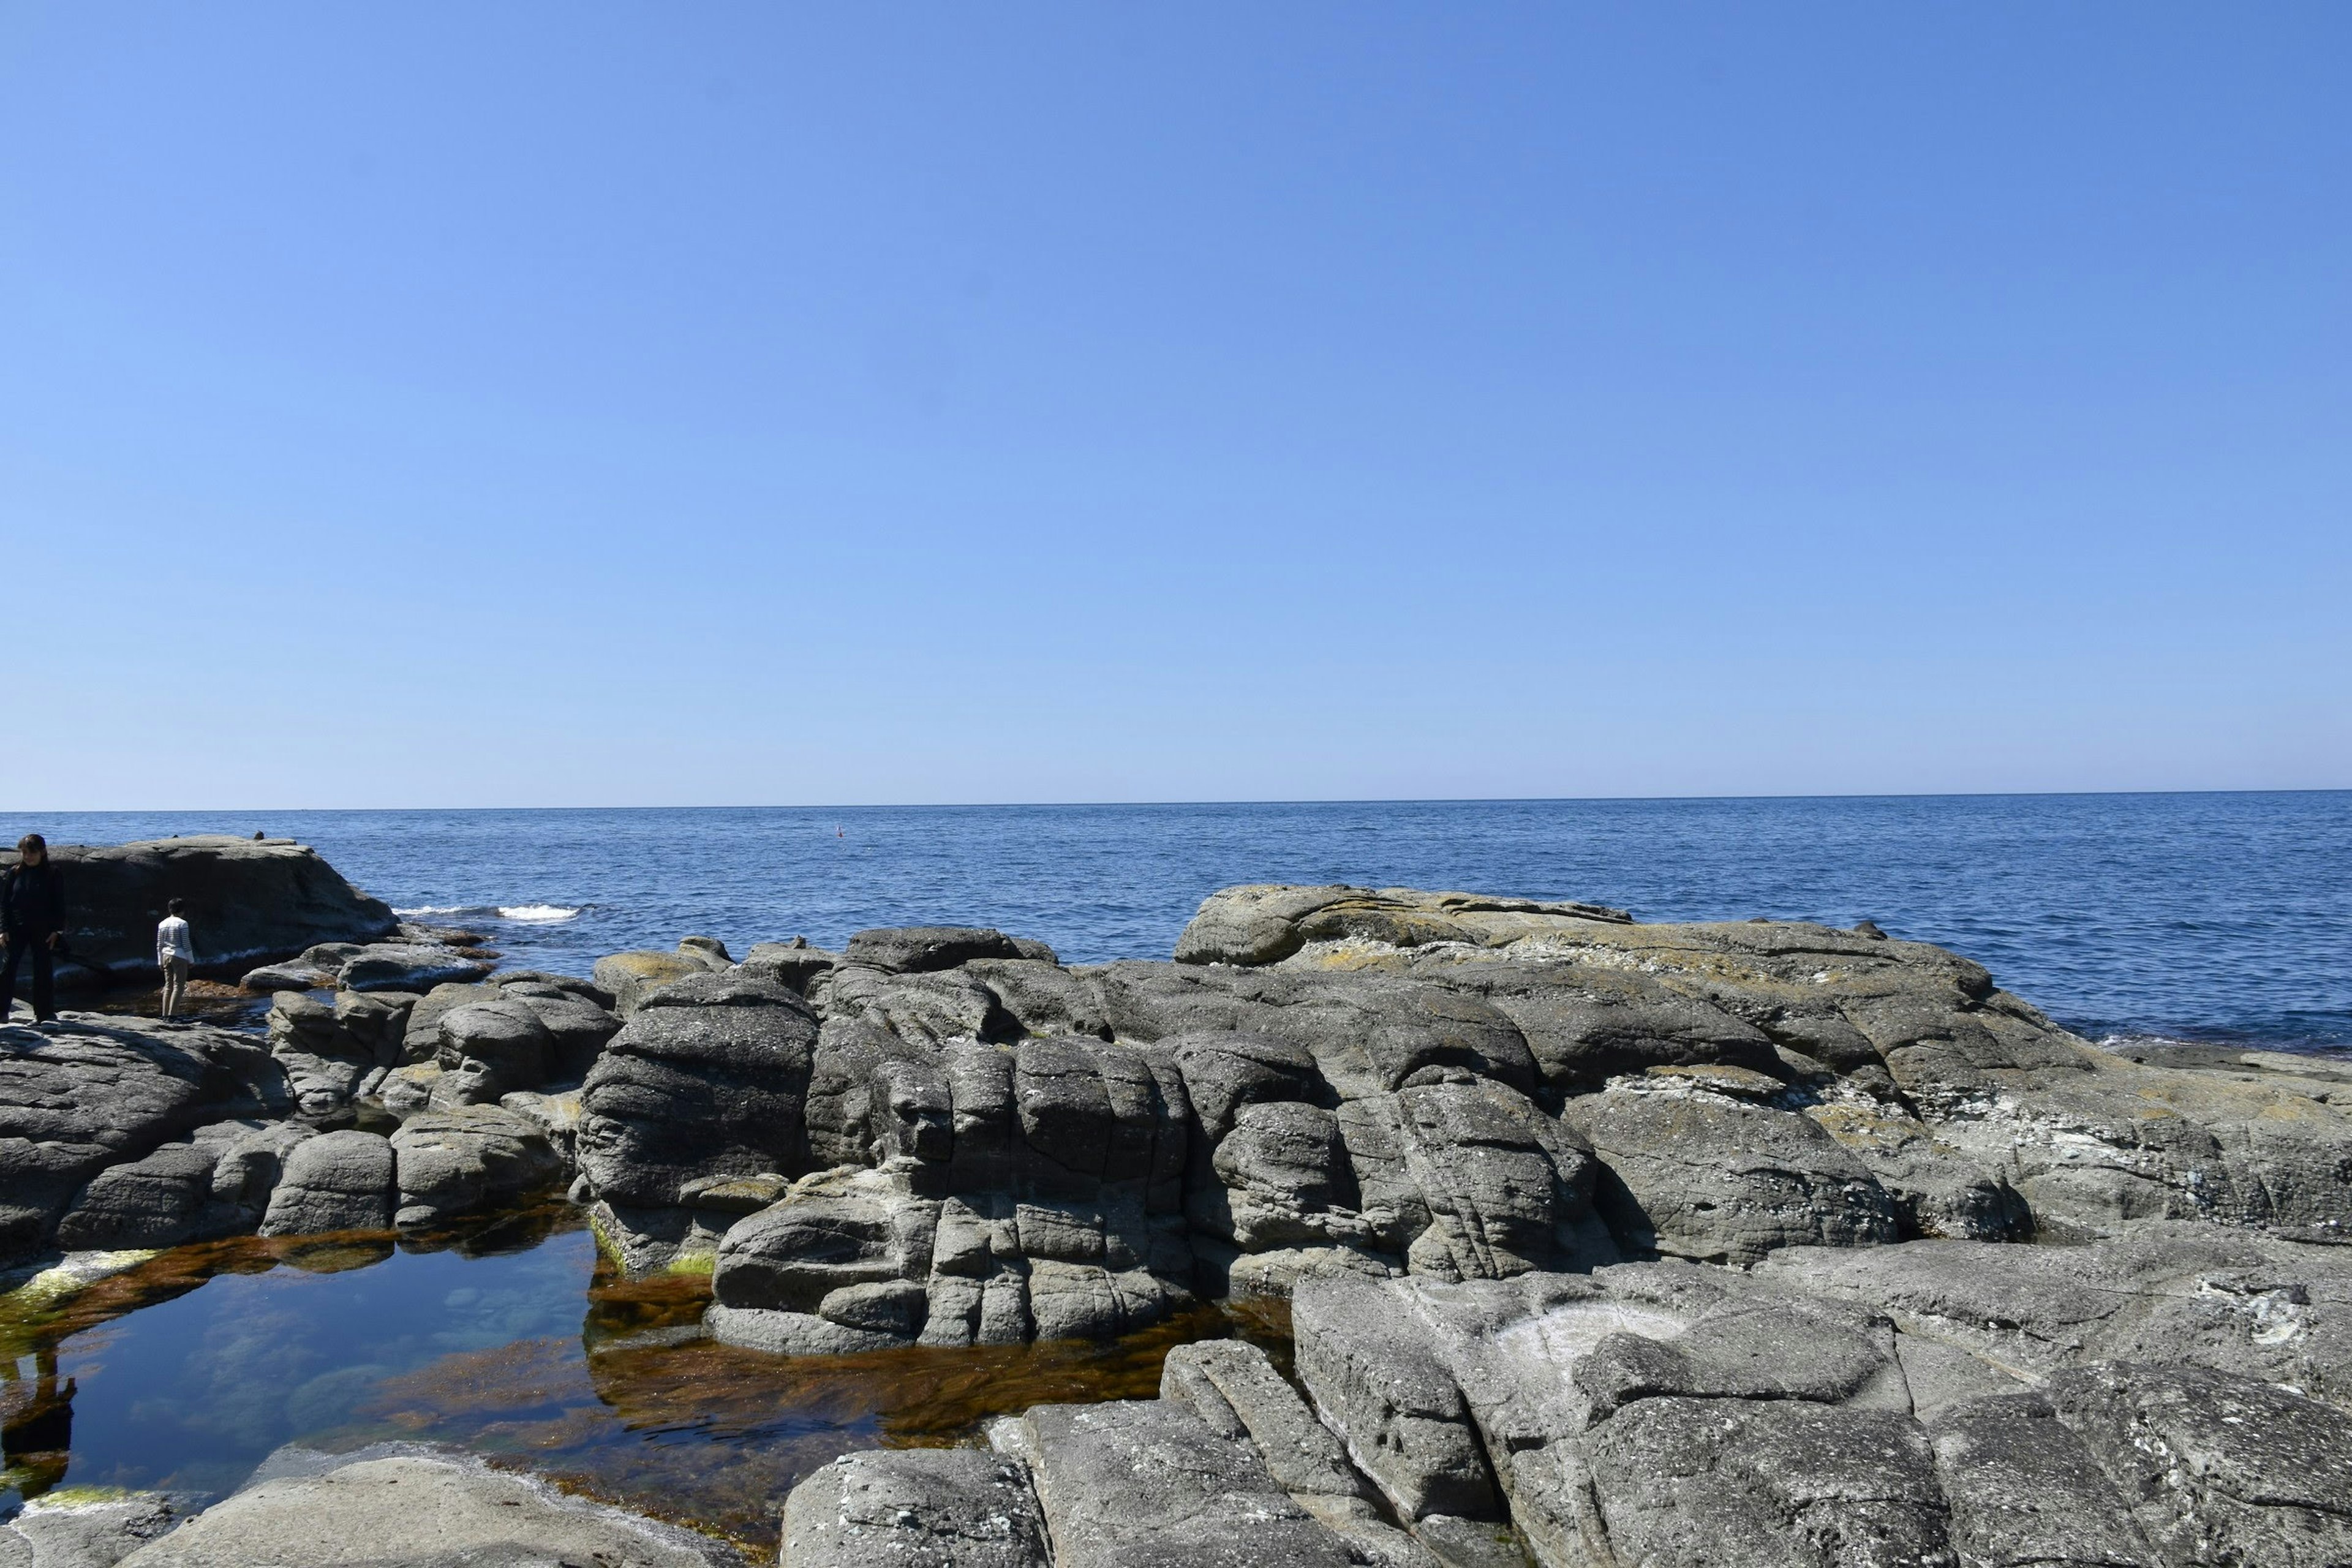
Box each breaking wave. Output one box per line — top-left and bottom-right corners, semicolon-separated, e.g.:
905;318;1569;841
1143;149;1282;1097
395;903;584;924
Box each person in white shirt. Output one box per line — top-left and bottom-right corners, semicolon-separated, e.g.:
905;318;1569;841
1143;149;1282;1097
156;899;194;1019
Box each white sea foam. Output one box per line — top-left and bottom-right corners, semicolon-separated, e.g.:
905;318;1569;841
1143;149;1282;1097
499;905;582;923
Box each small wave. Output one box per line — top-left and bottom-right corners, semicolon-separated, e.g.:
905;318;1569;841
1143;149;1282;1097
394;903;584;924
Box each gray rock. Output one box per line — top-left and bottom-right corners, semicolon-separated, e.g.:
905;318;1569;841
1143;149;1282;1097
390;1106;562;1227
592;950;706;1017
1395;1077;1605;1280
435;999;557;1102
1578;1397;1951;1567
258;1129;396;1235
845;926;1027;974
780;1448;1047;1567
300;941;366;975
55;1140;221;1249
497;988;619;1080
675;936;733;972
575;974;819;1207
1161;1340;1439;1567
703;1303;908;1356
963;957;1107;1039
710;1173;935;1317
267;989;386;1114
736;940;840;997
337;943;494;993
1013;1398;1359;1567
1160;1338;1361;1501
1927;1392;2160;1568
1174;884;1629;967
1436;962;1784;1096
237;962;332;993
113;1447;739;1567
2;836;396;987
2044;1361;2352;1566
1759;1222;2352;1406
1292;1275;1503;1526
0;1490;178;1568
1172;1032;1326;1144
0;1013;289;1262
399;981;500;1064
1564;1077;1901;1265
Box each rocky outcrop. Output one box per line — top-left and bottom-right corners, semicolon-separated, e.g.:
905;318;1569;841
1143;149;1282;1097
1289;1239;2352;1567
2;837;398;987
114;1444;741;1567
0;1014;291;1264
782;1449;1047;1567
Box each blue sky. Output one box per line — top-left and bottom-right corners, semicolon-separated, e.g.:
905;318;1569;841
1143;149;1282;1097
1;4;2345;807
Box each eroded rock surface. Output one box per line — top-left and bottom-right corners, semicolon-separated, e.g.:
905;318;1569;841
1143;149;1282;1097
114;1446;741;1567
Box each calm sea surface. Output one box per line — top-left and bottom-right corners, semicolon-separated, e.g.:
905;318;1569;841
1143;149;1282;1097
1;793;2348;1540
7;793;2348;1050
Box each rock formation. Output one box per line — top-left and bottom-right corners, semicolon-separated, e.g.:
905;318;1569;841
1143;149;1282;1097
2;837;398;990
16;863;2352;1566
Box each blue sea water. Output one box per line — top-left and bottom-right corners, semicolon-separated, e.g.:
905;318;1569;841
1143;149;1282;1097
5;792;2347;1051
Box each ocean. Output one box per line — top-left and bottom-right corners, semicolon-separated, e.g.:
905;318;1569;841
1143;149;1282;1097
5;792;2346;1052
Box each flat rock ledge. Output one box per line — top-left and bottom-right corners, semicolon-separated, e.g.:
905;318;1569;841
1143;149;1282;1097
99;1445;741;1568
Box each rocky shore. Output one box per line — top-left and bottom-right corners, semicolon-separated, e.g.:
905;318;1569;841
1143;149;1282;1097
10;850;2352;1564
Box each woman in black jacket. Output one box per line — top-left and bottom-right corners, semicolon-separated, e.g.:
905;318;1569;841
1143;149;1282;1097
1;834;66;1024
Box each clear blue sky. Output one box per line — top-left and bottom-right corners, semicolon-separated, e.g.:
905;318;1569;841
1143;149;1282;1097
2;4;2344;808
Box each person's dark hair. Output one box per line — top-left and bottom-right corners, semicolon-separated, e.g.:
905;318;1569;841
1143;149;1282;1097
167;898;186;916
15;834;43;854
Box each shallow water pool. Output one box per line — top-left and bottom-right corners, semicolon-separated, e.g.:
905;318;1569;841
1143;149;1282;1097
0;1207;1262;1556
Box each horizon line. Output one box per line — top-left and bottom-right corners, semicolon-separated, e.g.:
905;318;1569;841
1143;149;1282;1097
4;785;2348;816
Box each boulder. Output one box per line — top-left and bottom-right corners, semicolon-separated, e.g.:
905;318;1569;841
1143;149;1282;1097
736;940;840;997
1174;884;1630;967
498;987;620;1079
434;998;557;1102
113;1446;740;1567
398;981;500;1063
1;837;396;987
1159;1339;1432;1564
54;1140;223;1250
1756;1221;2352;1404
0;1013;289;1263
0;1490;179;1568
236;962;332;993
1563;1075;1901;1265
781;1449;1047;1567
575;973;820;1209
1007;1398;1360;1567
266;990;389;1114
845;926;1028;974
257;1129;396;1235
593;950;706;1017
390;1106;564;1227
336;943;494;993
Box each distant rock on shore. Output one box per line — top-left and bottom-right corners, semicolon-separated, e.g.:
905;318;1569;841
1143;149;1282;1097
2;836;398;990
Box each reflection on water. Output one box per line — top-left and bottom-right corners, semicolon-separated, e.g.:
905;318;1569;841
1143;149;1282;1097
0;1208;1273;1556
